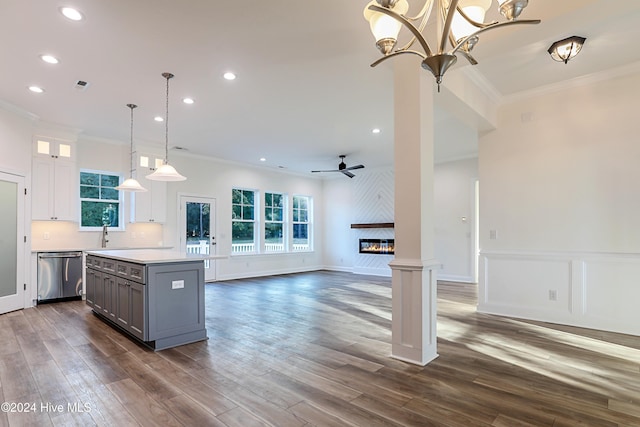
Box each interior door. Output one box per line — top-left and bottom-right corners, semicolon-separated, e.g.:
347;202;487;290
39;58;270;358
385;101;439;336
0;172;25;314
179;196;217;281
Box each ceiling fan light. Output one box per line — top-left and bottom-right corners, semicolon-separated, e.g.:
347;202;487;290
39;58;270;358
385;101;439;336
115;178;147;192
146;163;186;181
548;36;586;64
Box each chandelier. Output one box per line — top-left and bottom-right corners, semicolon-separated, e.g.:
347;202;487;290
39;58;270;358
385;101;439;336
363;0;541;90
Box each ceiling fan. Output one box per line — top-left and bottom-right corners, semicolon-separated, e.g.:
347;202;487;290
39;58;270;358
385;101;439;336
311;155;365;178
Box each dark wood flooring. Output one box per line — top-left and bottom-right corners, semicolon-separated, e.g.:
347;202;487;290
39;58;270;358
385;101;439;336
1;271;640;426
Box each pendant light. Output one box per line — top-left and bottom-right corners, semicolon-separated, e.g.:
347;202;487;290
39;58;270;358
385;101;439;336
146;72;186;181
115;104;147;192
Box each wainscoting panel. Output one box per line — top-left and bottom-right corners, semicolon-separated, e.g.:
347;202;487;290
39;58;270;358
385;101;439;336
583;258;640;333
479;251;640;336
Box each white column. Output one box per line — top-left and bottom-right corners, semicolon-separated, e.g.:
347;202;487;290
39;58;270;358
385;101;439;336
389;55;439;366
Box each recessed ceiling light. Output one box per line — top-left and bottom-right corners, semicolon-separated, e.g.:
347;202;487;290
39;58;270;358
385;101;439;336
60;7;83;21
28;86;45;93
259;157;266;162
223;72;236;81
154;116;164;122
182;98;194;104
40;54;59;64
372;128;381;134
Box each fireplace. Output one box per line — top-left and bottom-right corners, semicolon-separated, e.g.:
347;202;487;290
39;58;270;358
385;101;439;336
359;239;395;255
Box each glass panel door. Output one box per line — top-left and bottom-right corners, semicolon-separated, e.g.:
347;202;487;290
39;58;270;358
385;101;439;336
180;196;216;281
0;172;25;314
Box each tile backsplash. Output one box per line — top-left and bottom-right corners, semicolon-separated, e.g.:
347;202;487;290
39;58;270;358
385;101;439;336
31;221;165;251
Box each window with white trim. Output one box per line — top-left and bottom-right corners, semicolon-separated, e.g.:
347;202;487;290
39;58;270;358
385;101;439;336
79;170;123;229
292;195;312;251
232;188;257;254
265;192;285;252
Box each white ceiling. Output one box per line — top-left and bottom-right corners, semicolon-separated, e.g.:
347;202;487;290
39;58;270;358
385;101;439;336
1;0;639;175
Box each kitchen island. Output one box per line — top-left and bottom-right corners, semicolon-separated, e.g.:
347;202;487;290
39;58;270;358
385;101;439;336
84;249;210;350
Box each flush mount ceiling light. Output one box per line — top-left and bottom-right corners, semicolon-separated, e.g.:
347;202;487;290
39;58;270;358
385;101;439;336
146;73;187;182
363;0;540;90
28;86;44;93
116;104;147;192
548;36;586;64
223;72;237;81
182;97;194;104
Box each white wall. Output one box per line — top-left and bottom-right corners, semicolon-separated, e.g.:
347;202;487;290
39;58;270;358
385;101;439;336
434;157;478;282
30;137;166;251
479;70;640;335
0;106;33;174
323;162;477;280
322;176;353;271
0;106;34;308
164;154;325;281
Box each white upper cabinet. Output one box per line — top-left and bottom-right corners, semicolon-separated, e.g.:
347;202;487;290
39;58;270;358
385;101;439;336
34;139;75;161
31;138;78;221
130;152;167;223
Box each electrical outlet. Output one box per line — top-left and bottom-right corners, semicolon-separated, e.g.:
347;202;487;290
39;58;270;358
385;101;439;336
43;232;50;240
489;230;497;240
548;290;557;301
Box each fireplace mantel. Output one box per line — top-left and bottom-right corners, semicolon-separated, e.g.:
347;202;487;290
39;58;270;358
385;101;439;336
350;223;394;229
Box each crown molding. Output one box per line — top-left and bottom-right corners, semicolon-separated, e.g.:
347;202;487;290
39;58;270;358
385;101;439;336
0;99;39;122
502;60;640;104
458;66;503;105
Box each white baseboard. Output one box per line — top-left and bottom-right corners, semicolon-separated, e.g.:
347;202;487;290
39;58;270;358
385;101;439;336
438;274;474;283
215;265;322;282
353;266;392;277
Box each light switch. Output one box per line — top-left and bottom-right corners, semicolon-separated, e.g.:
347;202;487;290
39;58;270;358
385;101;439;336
171;280;185;290
43;232;50;240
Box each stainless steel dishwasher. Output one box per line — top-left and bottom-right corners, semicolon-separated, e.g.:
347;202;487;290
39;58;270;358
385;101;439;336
37;251;83;302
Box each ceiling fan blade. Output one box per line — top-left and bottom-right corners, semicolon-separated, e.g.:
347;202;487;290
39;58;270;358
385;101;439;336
311;169;340;173
341;170;355;178
344;164;365;171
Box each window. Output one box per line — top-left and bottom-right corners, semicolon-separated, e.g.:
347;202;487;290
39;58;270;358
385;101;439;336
232;189;257;254
265;192;285;252
292;195;311;251
80;170;122;229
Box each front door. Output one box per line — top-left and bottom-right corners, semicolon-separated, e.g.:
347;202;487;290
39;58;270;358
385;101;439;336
179;196;217;281
0;172;25;314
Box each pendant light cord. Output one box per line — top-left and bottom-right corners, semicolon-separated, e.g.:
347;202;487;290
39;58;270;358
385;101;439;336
163;73;174;165
127;103;137;178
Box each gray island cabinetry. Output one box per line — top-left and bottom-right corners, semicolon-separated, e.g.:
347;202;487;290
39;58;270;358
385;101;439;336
85;249;207;350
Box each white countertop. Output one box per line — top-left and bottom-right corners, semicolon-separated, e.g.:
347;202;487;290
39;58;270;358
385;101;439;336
85;249;226;264
33;246;173;253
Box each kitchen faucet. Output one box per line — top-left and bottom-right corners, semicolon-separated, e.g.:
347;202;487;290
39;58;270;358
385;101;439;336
101;224;109;248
